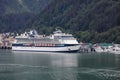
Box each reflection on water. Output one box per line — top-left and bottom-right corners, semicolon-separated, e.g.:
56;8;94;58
13;52;78;80
12;51;78;68
0;50;120;80
50;53;78;67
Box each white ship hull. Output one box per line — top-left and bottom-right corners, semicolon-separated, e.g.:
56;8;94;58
12;45;80;52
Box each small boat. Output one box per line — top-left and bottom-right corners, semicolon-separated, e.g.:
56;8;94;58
109;44;120;54
93;43;120;54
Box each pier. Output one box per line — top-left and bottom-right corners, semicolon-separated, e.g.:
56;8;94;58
0;46;12;49
0;41;12;49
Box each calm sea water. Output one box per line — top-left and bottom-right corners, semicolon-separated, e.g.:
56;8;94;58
0;50;120;80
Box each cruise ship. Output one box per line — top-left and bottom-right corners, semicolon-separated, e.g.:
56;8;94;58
12;29;80;52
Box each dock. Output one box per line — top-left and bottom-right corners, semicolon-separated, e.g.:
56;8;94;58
0;41;12;49
0;46;12;49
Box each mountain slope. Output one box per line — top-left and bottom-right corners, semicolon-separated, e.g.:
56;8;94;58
0;13;34;33
29;0;120;43
0;0;29;15
31;0;120;32
0;0;53;32
0;0;53;15
23;0;52;13
0;0;120;43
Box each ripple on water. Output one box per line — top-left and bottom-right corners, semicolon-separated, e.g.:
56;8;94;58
75;68;120;80
0;64;120;80
92;69;120;80
0;64;48;74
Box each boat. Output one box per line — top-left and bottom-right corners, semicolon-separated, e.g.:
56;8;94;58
12;29;80;52
109;44;120;54
93;43;113;53
93;43;120;54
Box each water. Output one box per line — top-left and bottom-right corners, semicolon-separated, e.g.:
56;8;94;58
0;50;120;80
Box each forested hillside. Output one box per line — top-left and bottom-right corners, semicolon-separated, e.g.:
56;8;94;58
0;0;52;15
29;0;120;43
0;0;120;43
0;13;34;33
0;0;53;32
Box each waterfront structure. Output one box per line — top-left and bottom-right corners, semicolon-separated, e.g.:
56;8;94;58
0;33;14;49
93;43;120;54
0;34;2;44
12;29;80;52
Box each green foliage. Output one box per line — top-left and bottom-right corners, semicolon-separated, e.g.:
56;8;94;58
100;27;120;43
30;0;120;32
0;0;53;32
0;0;53;15
0;0;120;43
